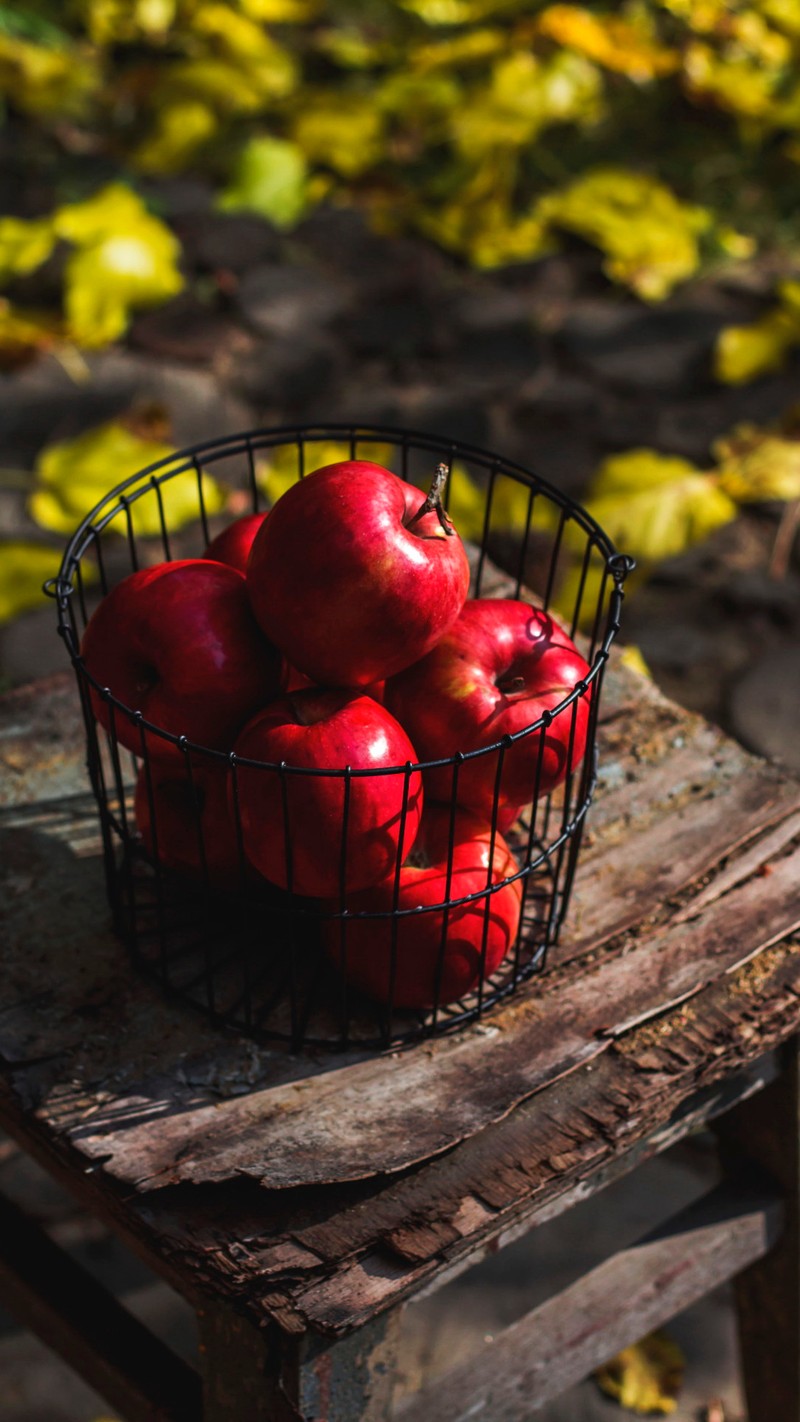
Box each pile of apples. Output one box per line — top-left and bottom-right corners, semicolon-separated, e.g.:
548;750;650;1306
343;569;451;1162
81;458;591;1011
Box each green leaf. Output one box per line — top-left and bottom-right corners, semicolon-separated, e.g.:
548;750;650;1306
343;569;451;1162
217;136;310;229
585;448;737;561
715;423;800;502
0;541;97;625
28;421;225;538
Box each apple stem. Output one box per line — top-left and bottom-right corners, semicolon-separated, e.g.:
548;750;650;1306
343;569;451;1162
498;675;526;695
408;463;455;536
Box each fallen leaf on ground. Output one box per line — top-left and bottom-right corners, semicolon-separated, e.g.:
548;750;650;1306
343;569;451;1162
0;542;97;624
28;420;224;537
595;1330;685;1414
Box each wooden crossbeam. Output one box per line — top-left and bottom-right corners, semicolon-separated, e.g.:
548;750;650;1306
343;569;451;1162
395;1178;784;1422
0;1189;201;1422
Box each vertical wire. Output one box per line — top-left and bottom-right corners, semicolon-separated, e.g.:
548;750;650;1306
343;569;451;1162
430;755;462;1031
474;463;497;597
297;438;305;480
193;458;210;548
477;740;508;1017
91;529;109;595
121;497;139;573
182;741;216;1014
543;507;567;612
77;666;118;927
247;438;259;512
588;563;611;665
568;536;593;641
74;560;89;629
384;764;413;1048
517;714;551;975
106;701;136;944
228;753;254;1031
337;767;353;1047
137;714;168;981
152;478;172;562
514;485;536;599
279;762;301;1046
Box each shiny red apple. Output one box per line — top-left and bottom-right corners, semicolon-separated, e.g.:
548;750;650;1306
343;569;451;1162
233;688;423;897
203;512;267;573
81;559;281;759
134;761;243;888
324;805;523;1009
385;599;592;819
246;460;470;687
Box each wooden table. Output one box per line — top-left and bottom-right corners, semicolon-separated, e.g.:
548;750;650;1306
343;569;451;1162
1;654;799;1421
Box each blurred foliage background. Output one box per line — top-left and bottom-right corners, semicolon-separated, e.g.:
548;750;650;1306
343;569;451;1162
1;0;800;743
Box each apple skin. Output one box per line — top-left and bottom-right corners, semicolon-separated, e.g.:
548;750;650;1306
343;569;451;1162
134;762;243;889
233;688;423;897
246;460;470;687
385;599;591;820
203;512;268;574
81;559;281;760
323;806;523;1009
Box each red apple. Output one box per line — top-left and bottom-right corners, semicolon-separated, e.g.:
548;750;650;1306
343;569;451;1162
324;806;523;1009
246;460;470;687
233;688;423;897
81;559;281;760
385;599;591;819
203;512;267;573
134;762;243;888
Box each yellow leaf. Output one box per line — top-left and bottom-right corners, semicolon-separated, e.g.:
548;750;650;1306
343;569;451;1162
0;32;98;120
536;6;680;82
451;49;603;155
0;542;97;625
535;168;717;301
619;643;652;678
293;95;384;177
78;0;177;45
132;100;218;175
714;308;799;384
585;448;737;561
0;299;63;367
217;136;310;229
399;0;529;21
315;28;396;69
57;188;184;348
714;423;800;502
410;29;507;71
595;1330;685;1415
257;441;393;505
28;421;225;538
240;0;321;17
0;216;56;285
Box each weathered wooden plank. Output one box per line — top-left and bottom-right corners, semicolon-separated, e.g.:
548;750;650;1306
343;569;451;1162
0;1187;201;1422
61;840;800;1191
716;1035;800;1422
286;941;800;1334
394;1180;783;1422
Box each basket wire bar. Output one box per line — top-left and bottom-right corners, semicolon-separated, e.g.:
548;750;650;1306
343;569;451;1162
49;424;633;1050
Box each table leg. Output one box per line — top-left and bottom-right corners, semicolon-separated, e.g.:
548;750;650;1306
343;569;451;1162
715;1035;800;1422
199;1304;400;1421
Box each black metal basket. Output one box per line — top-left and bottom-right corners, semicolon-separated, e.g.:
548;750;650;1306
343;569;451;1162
48;423;633;1050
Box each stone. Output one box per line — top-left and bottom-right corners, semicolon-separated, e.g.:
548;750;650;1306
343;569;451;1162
180;212;282;273
129;295;241;365
235;263;352;338
728;645;800;771
225;332;340;412
559;301;736;393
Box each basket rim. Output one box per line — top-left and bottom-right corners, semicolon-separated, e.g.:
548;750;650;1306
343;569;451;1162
50;421;634;775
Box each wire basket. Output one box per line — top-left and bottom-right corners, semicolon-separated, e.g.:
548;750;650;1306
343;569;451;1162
48;423;633;1050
